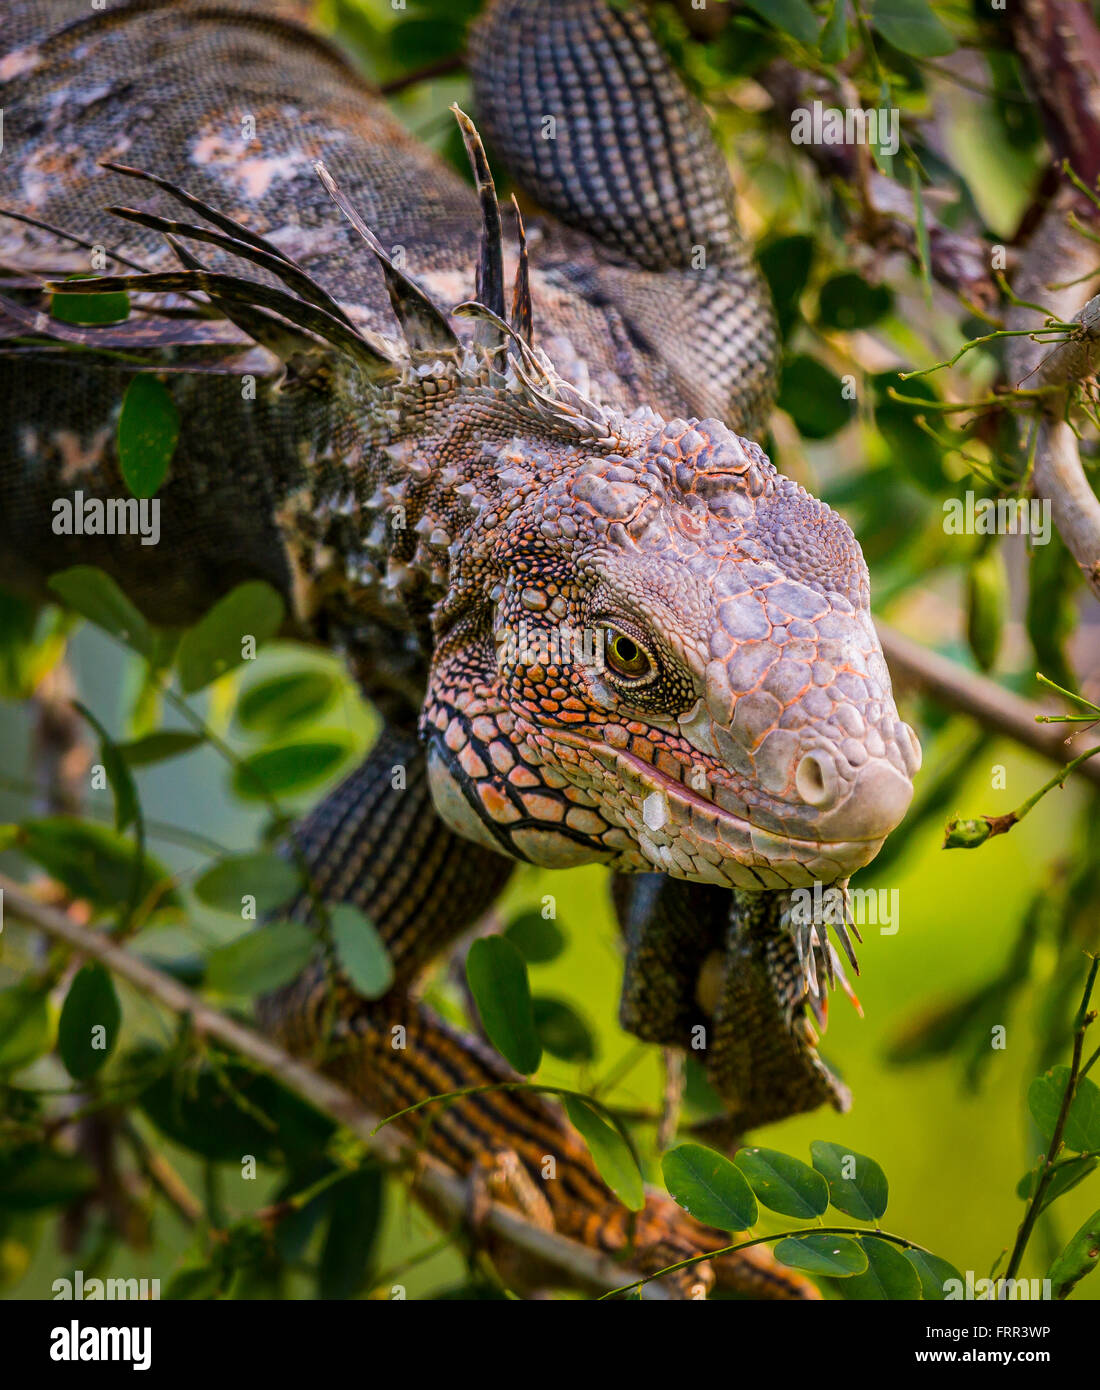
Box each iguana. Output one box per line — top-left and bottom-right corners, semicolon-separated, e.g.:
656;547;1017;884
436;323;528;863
0;0;919;1297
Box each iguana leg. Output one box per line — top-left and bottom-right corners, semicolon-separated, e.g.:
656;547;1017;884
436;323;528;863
260;728;815;1298
611;875;851;1133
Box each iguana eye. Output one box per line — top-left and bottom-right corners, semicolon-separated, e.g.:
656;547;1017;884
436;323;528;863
603;628;653;681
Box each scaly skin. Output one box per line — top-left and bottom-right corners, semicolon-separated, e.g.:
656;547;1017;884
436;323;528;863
0;0;919;1296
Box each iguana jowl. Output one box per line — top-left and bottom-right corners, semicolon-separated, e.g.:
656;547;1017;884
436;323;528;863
0;0;919;1297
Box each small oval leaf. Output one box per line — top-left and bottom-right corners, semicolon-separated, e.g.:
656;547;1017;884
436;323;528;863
817;272;892;330
902;1248;964;1300
236;670;339;736
330;904;394;1000
563;1096;644;1212
47;566;153;656
1029;1067;1100;1152
531;997;596;1063
662;1143;758;1231
774;1232;867;1277
839;1236;923;1300
117;730;205;766
51;285;130;325
205;922;316;996
117;374;179;499
193;853;303;917
230;736;353;801
871;0;955;58
504;909;566;964
733;1146;829;1219
58;964;121;1080
465;936;541;1075
810;1140;889;1220
176;580;284;694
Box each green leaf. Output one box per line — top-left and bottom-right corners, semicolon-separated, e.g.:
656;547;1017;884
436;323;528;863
205;922;316;996
504;909;566;964
50;283;130;326
133;1045;333;1164
389;15;468;65
733;1146;829;1218
777;354;853;439
1028;1067;1100;1152
117;730;205;767
0;1145;96;1210
810;1140;889;1220
819;0;850;62
236;670;339;737
1016;1156;1098;1213
74;701;138;833
0;589;71;699
742;0;819;45
176;580;284;693
775;1232;867;1277
872;0;955;58
662;1143;758;1231
230;736;353;801
330;904;394;1001
817;272;893;330
193;852;302;917
758;235;814;340
902;1248;964;1300
839;1236;923;1299
966;547;1006;673
11;818;179;912
532;997;596;1063
563;1096;644;1212
465;936;542;1075
1046;1209;1100;1300
0;987;52;1072
57;964;121;1081
48;566;153;656
318;1169;384;1299
117;374;179;498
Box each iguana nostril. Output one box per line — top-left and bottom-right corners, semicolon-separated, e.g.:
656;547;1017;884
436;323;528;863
795;750;837;808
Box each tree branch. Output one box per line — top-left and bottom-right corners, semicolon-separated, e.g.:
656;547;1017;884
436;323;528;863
0;874;664;1300
1005;1;1100;599
875;620;1100;789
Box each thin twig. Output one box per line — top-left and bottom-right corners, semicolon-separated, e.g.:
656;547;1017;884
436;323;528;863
1004;957;1098;1280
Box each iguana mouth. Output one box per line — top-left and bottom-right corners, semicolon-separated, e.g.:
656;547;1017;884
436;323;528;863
569;737;900;888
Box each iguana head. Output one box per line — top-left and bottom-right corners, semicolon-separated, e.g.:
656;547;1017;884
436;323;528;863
422;399;919;893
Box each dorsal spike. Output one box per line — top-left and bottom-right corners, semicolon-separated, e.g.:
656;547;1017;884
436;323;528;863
451;105;505;351
107;203;357;329
42;268;394;375
509;194;533;348
161;234;330;368
99;161;299;269
312;160;459;355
